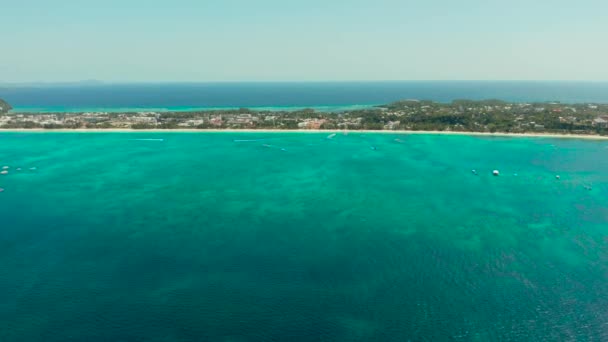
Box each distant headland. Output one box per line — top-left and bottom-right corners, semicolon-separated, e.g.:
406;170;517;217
1;98;607;137
0;98;12;114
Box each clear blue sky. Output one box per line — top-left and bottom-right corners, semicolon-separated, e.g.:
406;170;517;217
2;0;607;82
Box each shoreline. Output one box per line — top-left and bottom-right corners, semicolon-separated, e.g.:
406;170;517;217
1;128;607;140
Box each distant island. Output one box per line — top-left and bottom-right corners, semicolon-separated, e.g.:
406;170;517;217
1;98;608;136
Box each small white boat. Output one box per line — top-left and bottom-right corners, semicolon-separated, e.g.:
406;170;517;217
327;133;337;139
1;170;8;175
493;170;500;176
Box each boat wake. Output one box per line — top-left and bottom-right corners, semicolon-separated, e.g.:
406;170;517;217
234;139;266;142
130;139;165;142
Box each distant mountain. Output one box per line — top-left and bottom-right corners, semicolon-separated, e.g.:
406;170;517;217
0;98;13;113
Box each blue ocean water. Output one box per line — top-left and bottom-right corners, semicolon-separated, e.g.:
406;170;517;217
2;81;608;112
1;132;608;341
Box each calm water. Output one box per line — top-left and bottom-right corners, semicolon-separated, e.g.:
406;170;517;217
1;132;608;341
2;81;608;112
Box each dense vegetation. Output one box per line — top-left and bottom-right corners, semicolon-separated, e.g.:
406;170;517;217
371;99;607;134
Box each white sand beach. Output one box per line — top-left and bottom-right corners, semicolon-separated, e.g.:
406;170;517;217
1;128;608;140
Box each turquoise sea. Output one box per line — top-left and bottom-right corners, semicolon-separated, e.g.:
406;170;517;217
1;132;608;341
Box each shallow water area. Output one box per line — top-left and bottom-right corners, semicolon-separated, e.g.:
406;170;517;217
1;132;607;341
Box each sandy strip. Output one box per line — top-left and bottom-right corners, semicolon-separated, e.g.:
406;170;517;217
0;128;607;140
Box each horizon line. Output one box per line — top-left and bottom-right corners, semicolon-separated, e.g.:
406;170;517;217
2;80;608;87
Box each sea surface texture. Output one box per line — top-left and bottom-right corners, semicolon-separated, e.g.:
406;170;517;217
2;81;608;112
1;132;608;341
